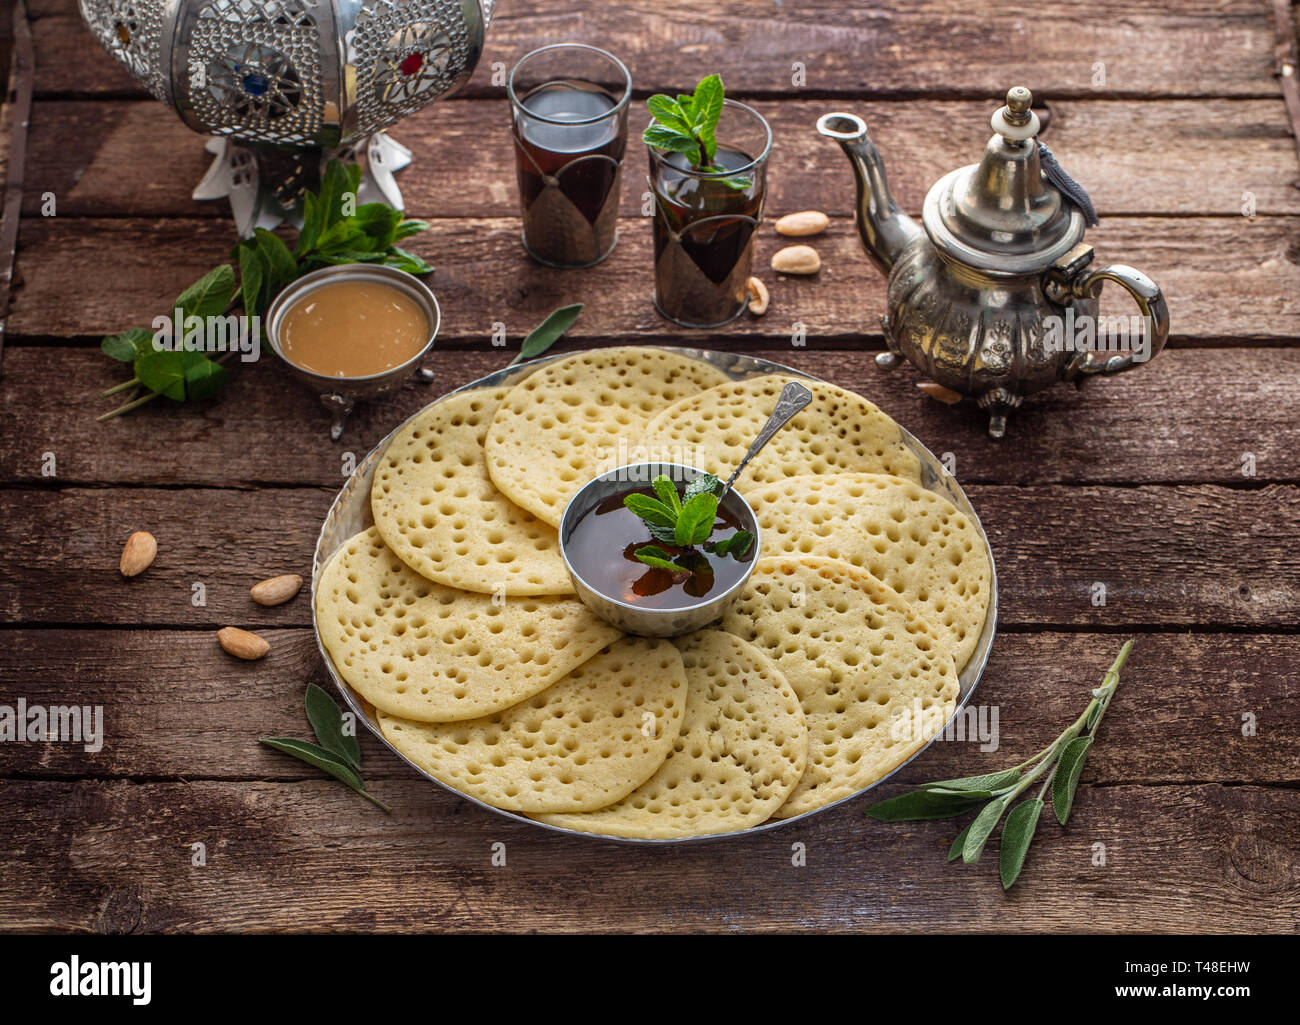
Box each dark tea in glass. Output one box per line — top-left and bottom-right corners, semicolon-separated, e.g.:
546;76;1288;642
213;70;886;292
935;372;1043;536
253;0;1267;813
647;100;771;327
508;45;631;268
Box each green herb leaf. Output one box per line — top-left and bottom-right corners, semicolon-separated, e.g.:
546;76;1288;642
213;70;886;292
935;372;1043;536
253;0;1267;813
236;241;264;320
922;769;1022;793
182;355;228;401
133;349;190;401
642;123;699;154
865;788;989;822
683;473;720;501
709;530;754;558
690;74;725;163
999;798;1044;889
1052;735;1094;825
101;328;152;363
633;545;685;572
646;522;680;545
623;493;678;528
513;303;583;365
394;218;430;241
652;475;682;515
674;492;718;547
175;264;236;322
947;822;974;862
305;682;362;771
646;94;693;135
259;737;389;813
351;203;404;250
383;246;433;275
961;796;1008;863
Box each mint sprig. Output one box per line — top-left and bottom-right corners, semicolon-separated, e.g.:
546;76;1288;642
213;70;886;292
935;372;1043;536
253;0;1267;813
643;74;751;190
623;473;751;573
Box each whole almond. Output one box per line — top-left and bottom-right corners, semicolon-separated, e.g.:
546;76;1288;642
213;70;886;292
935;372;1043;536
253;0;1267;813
217;626;270;661
771;245;821;275
775;210;829;237
746;276;770;315
250;573;303;607
119;531;157;577
917;381;964;405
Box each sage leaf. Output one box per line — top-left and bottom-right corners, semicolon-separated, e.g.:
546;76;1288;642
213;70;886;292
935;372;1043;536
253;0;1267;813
683;473;720;501
258;737;390;812
948;822;973;862
624;493;678;528
652;475;682;514
865;788;988;822
674;492;718;547
511;303;583;365
1052;735;1094;825
999;798;1044;889
101;328;152;363
922;769;1022;793
305;683;362;771
961;796;1009;863
634;545;684;572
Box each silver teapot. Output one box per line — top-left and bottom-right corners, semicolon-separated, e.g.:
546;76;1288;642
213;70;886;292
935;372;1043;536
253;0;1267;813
818;87;1169;438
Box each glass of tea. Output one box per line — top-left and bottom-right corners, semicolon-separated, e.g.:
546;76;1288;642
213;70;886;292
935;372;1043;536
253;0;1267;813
508;44;631;269
647;100;772;327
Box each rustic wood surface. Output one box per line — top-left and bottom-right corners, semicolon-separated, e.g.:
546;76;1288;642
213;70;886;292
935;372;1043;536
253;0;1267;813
0;0;1297;934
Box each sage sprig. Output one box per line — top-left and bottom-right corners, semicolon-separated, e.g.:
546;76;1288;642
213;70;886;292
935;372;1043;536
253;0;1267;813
260;683;390;812
97;160;432;422
866;640;1133;889
507;303;584;366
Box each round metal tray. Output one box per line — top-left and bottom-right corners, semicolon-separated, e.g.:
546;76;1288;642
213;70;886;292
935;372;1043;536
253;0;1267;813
311;347;999;844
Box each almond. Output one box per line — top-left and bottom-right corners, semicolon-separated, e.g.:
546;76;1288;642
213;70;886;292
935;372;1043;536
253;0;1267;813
775;210;829;237
771;245;821;275
250;573;303;607
217;626;270;661
917;381;964;405
746;276;770;315
119;531;157;577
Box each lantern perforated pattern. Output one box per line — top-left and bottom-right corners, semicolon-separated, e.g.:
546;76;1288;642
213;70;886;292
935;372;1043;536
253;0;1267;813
79;0;492;149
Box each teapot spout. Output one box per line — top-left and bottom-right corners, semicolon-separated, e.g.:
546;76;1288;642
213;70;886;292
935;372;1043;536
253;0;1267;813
817;112;922;275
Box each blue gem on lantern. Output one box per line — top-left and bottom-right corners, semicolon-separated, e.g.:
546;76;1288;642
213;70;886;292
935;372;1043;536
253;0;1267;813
242;71;270;96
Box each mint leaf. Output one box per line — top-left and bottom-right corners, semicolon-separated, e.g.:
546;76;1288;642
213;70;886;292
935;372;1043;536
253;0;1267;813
647;94;693;135
646;522;679;545
633;545;684;572
624;493;678;529
383;247;434;275
101;328;152;363
175;264;236;322
643;123;699;154
691;74;725;163
133;350;189;401
674;492;718;547
182;355;228;401
683;473;720;501
710;529;753;558
652;475;682;515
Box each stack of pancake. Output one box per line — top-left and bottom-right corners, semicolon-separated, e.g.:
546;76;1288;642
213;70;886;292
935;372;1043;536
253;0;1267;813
315;347;991;838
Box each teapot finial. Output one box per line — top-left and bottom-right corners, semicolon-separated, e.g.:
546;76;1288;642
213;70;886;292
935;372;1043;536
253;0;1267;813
990;86;1040;143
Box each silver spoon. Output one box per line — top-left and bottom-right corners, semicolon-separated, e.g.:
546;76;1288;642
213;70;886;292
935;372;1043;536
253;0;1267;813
718;381;814;499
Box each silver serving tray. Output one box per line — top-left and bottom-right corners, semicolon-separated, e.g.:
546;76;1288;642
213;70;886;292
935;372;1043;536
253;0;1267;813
311;347;999;844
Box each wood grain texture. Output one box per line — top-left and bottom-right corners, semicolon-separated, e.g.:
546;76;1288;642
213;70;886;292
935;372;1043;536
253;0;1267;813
2;347;1297;487
10;215;1299;343
0;630;1294;786
23;97;1300;219
0;777;1294;933
31;0;1282;100
1;484;1296;628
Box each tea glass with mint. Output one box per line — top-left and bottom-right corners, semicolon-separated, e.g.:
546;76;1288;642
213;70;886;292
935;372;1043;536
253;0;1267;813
508;44;631;268
647;100;771;327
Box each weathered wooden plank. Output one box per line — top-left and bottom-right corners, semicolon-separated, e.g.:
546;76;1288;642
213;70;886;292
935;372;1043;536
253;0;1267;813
31;0;1282;100
9;215;1299;342
23;97;1300;219
0;777;1294;932
0;630;1294;787
2;347;1297;487
1;484;1296;628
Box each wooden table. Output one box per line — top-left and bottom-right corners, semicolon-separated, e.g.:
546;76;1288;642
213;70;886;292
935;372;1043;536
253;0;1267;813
1;0;1298;934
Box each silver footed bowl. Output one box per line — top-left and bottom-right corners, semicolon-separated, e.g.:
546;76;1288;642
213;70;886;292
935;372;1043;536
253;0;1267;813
79;0;496;148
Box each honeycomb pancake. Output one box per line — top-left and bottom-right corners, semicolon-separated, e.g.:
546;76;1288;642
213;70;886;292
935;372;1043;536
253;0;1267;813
483;347;729;528
722;557;959;817
375;638;687;814
315;528;622;722
745;473;991;672
639;374;923;494
370;387;572;596
536;631;807;838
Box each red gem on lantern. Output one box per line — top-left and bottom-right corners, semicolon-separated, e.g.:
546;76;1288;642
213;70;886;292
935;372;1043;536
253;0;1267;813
399;52;423;76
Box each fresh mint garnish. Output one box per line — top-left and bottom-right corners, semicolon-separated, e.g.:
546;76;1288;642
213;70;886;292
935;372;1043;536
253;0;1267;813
643;74;751;191
623;474;751;572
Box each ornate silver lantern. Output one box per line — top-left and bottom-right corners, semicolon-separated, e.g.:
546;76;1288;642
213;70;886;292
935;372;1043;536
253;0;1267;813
80;0;496;232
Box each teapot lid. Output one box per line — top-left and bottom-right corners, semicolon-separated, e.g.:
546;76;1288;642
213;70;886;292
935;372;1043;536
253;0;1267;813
922;87;1086;274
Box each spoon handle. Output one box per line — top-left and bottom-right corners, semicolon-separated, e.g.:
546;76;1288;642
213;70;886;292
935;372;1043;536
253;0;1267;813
720;381;814;497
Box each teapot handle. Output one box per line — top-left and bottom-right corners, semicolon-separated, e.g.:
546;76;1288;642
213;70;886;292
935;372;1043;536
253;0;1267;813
1062;264;1170;380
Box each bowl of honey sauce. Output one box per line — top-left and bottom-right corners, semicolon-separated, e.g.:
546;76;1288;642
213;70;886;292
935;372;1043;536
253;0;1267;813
265;264;440;440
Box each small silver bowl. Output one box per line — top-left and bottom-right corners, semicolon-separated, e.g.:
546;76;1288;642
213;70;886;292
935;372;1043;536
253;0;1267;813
559;462;762;637
265;263;441;441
